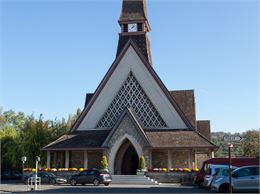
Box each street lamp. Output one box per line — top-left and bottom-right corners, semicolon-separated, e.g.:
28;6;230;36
21;156;27;179
228;143;233;194
35;156;40;190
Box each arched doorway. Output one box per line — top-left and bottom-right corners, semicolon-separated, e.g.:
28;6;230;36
114;139;139;175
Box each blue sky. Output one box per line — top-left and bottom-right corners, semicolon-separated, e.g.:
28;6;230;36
1;0;259;132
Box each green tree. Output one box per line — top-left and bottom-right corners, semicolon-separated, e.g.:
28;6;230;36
242;130;260;157
0;108;82;171
138;156;146;170
100;155;109;170
0;127;21;170
19;115;52;167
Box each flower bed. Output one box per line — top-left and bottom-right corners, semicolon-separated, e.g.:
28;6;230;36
23;168;86;180
145;167;199;184
23;168;85;172
147;167;199;173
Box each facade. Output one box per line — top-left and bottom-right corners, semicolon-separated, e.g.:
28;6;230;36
43;0;218;175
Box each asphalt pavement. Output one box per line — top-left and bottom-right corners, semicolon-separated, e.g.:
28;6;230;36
0;181;211;194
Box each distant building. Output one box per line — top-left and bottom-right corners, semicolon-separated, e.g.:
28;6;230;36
43;0;217;174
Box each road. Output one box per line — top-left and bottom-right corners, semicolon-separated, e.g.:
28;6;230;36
0;182;211;193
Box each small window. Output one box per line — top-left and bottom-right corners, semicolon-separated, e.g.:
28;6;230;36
123;24;128;32
236;168;253;177
222;169;229;176
137;23;143;31
87;170;97;175
79;171;87;176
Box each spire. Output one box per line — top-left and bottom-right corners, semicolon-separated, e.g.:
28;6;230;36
116;0;152;64
119;0;148;22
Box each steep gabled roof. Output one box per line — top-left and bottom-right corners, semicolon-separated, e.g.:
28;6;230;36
42;130;110;150
170;90;196;129
102;107;150;148
119;0;148;22
146;130;217;149
70;39;194;132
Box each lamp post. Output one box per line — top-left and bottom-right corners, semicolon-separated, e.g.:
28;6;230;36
21;156;27;180
228;143;233;194
223;135;242;194
35;156;40;190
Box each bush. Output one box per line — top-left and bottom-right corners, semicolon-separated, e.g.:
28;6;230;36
138;156;146;170
100;155;109;170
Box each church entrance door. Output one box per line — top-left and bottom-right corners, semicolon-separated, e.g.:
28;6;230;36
114;139;139;175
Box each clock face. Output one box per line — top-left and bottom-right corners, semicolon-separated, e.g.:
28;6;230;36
128;23;137;32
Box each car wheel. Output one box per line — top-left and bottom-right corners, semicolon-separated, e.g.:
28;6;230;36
70;179;77;186
49;178;56;185
198;181;204;188
104;183;109;186
93;179;100;186
219;184;229;193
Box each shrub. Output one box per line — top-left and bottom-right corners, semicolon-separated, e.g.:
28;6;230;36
183;168;191;172
138;156;146;170
162;168;167;172
192;168;200;172
100;155;109;170
79;168;85;172
68;168;77;171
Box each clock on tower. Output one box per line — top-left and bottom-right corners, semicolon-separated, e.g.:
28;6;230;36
128;23;137;32
117;0;152;64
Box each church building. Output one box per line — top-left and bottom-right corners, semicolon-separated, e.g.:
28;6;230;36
43;0;217;175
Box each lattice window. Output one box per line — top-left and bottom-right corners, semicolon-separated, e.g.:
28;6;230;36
97;72;167;128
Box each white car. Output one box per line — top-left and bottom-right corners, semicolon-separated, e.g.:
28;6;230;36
211;165;260;193
203;164;236;188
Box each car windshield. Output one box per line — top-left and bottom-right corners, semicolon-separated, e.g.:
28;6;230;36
99;170;109;174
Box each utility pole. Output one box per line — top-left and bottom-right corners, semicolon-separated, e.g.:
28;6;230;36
228;143;233;194
223;135;242;193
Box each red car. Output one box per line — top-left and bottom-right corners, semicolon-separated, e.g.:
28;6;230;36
194;157;259;186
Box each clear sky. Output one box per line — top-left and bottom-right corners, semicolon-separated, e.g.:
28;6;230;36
1;0;259;132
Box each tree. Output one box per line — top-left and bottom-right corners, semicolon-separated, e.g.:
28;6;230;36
0;110;27;171
138;156;146;170
0;108;82;171
100;155;109;170
0;127;21;170
19;115;52;167
242;130;260;157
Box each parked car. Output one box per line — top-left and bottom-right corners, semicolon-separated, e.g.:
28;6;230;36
203;165;237;188
194;157;259;186
69;169;112;186
1;170;22;180
24;172;67;184
211;165;260;193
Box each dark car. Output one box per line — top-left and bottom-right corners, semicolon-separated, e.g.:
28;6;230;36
24;172;67;184
1;170;22;180
69;169;112;186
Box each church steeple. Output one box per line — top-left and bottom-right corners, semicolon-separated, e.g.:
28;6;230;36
116;0;152;64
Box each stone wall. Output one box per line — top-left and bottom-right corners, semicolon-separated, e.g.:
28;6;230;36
196;153;210;169
70;151;84;168
146;172;196;184
171;151;189;168
106;114;149;173
152;150;167;168
88;151;102;169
